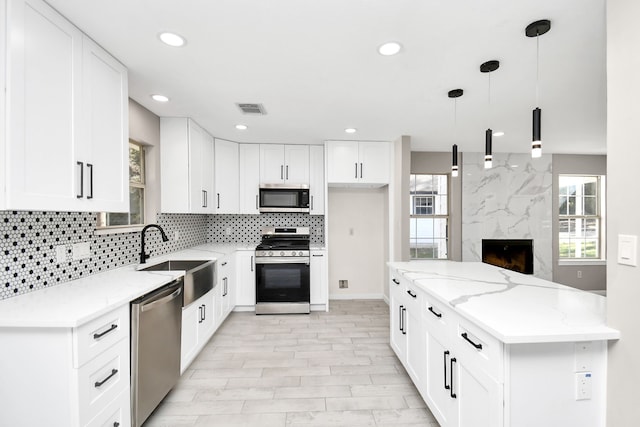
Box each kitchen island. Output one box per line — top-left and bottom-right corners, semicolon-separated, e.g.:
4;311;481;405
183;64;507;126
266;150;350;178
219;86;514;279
388;261;619;427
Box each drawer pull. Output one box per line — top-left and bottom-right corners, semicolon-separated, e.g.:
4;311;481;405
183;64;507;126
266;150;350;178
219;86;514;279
401;307;407;335
450;358;457;399
95;368;118;388
93;324;118;340
461;332;483;350
428;306;442;318
114;423;120;427
392;278;400;285
443;350;450;390
407;290;417;298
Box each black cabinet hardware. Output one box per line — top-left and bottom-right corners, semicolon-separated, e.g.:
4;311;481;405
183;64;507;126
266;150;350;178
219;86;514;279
355;163;358;178
217;193;220;209
198;305;203;323
77;161;84;198
87;163;93;199
399;305;404;333
202;304;206;321
222;261;227;266
428;306;442;318
113;423;120;427
360;162;363;178
280;165;284;179
251;256;254;271
401;307;407;335
444;350;450;390
392;278;400;285
407;290;417;298
450;358;457;398
202;190;206;207
93;324;118;340
461;332;483;350
255;194;259;210
95;369;118;388
286;165;289;180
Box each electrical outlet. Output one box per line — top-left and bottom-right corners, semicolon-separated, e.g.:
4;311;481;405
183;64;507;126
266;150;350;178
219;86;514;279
72;242;90;260
174;230;180;241
575;372;592;400
55;245;68;263
577;270;582;279
226;227;232;235
339;280;348;289
575;342;592;371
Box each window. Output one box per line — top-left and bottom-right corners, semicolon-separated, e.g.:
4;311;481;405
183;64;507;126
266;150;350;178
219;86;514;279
410;174;448;259
97;141;145;228
558;175;605;259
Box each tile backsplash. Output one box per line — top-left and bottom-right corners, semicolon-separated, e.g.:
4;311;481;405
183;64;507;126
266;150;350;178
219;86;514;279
1;211;325;300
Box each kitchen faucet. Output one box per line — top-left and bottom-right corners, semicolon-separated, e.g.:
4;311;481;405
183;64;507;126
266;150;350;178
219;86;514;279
140;224;169;264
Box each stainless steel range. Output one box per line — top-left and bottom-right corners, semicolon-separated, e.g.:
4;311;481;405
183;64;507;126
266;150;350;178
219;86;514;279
255;227;310;314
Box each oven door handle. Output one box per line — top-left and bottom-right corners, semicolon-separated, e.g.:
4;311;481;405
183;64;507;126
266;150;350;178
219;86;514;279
255;256;310;265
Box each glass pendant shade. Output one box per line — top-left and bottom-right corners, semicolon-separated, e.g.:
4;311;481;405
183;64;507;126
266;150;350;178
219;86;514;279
484;129;493;169
452;144;459;177
532;107;542;158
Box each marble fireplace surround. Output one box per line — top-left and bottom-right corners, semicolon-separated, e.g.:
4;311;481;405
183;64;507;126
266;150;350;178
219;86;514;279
462;153;552;280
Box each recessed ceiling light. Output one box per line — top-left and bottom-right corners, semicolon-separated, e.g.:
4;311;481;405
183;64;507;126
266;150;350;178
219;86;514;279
158;32;186;47
378;42;402;56
493;131;505;137
235;124;248;130
345;128;357;134
151;94;169;102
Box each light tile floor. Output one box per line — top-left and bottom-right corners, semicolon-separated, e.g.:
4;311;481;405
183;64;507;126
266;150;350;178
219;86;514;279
145;300;440;427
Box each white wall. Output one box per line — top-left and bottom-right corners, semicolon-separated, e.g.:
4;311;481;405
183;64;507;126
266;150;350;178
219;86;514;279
606;0;640;424
328;187;387;299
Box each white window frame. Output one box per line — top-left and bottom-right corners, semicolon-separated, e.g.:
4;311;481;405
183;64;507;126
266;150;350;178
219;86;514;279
409;174;449;260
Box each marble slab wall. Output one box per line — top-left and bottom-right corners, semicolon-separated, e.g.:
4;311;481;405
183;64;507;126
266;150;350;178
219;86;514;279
462;153;553;280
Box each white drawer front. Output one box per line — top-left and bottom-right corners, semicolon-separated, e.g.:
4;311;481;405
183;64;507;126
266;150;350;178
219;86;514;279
87;387;131;427
455;318;503;382
74;304;129;368
423;295;454;340
78;338;130;425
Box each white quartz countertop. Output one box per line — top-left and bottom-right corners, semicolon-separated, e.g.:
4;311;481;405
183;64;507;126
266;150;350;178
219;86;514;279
388;261;620;344
0;243;249;328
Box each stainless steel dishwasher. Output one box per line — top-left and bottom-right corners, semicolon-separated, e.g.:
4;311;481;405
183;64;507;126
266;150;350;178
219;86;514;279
131;278;183;427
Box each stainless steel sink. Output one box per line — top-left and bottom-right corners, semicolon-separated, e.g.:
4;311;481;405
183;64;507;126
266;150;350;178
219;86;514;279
141;259;215;307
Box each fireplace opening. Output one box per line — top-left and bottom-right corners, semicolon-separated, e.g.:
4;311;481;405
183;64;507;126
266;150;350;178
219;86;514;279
482;239;533;274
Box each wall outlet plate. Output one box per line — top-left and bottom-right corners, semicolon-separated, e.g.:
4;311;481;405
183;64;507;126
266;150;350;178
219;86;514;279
339;280;348;289
55;245;68;263
618;234;637;266
72;242;91;260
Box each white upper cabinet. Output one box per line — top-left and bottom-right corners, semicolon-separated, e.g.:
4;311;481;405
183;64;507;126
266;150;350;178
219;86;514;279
239;144;260;214
214;139;239;214
161;118;215;214
326;141;390;186
1;0;128;212
259;144;309;185
309;145;325;214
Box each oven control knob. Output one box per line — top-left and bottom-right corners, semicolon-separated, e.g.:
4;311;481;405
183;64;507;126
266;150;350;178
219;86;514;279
291;251;296;256
299;251;303;256
268;251;273;256
280;251;285;256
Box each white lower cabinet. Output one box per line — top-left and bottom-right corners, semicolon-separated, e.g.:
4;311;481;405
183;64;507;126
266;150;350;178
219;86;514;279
180;289;215;373
310;250;327;309
235;250;256;308
0;304;131;427
216;255;235;324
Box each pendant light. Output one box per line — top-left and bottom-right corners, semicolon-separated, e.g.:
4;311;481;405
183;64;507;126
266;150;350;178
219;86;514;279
526;19;551;158
448;89;463;177
480;60;500;169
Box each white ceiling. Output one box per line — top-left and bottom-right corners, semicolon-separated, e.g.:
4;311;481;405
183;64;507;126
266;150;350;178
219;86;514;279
46;0;607;154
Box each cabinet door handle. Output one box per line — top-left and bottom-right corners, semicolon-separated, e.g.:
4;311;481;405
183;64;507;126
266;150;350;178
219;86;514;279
251;256;254;271
223;277;228;296
461;332;483;350
401;307;407;335
87;164;93;199
281;165;284;180
355;163;358;178
407;290;417;298
286;165;289;180
202;190;207;208
392;278;400;285
443;350;450;390
312;254;323;257
450;358;457;399
95;368;118;388
217;193;220;209
428;306;442;318
198;305;203;323
93;324;118;340
360;162;363;178
311;195;314;210
76;161;84;198
113;423;120;427
202;304;206;321
255;194;259;210
222;261;227;266
398;305;403;333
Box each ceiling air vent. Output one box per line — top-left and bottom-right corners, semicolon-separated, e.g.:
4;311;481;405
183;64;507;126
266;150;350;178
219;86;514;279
236;103;267;115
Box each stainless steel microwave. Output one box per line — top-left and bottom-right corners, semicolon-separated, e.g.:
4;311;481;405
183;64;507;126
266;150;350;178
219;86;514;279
259;184;310;213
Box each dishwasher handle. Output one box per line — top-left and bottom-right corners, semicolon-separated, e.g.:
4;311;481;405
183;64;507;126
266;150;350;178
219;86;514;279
139;282;183;313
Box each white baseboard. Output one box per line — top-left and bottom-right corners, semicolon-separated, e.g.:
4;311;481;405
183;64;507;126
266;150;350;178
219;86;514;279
329;293;385;300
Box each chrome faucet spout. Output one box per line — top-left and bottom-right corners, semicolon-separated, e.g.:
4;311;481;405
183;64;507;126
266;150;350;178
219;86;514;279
140;224;169;264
